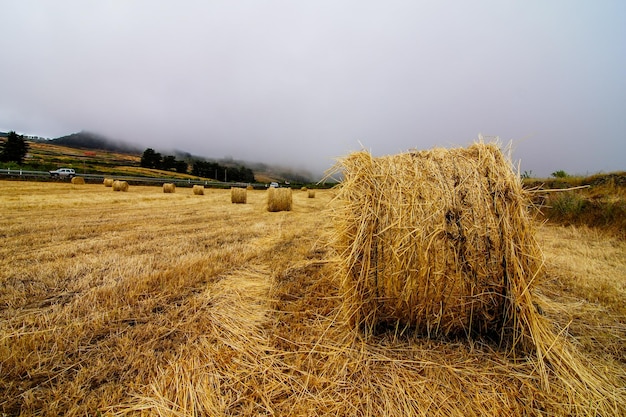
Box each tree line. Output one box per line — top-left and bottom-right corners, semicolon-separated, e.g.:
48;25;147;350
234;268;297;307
140;148;188;173
140;148;255;183
191;160;255;183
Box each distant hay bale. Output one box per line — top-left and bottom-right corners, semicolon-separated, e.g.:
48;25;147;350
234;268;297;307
332;143;545;349
103;178;114;187
246;185;254;190
192;185;204;195
301;186;308;191
231;187;247;204
307;189;316;198
163;183;176;193
112;180;129;192
71;176;85;185
267;187;292;212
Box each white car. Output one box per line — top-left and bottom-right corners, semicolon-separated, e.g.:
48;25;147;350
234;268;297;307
49;168;76;178
269;182;279;188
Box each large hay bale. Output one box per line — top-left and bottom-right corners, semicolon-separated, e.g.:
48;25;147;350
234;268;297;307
71;176;85;185
103;178;114;187
333;143;543;349
192;185;204;195
307;189;316;198
163;183;176;193
112;180;129;192
267;187;292;212
231;187;247;204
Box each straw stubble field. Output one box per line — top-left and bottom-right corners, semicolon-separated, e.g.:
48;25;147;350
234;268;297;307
1;180;625;416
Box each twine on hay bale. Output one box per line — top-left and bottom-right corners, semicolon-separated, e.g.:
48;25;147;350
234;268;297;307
71;176;85;185
231;187;247;204
163;183;176;193
112;180;129;192
103;178;114;187
308;189;316;198
267;187;292;212
192;185;204;195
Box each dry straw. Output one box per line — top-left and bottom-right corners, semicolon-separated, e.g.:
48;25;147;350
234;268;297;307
103;178;114;187
231;187;247;204
267;187;292;212
331;142;623;409
163;183;176;193
71;176;85;185
307;189;316;198
192;185;204;195
112;180;129;192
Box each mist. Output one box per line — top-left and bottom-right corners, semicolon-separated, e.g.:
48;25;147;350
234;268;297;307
1;1;624;178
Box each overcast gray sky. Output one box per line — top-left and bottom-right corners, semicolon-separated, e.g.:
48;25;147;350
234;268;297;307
1;1;624;178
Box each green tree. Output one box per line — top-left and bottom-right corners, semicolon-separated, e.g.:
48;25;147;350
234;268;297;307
174;160;188;174
161;155;177;171
140;148;162;169
0;131;29;164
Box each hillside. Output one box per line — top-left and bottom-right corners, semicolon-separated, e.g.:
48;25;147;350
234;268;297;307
48;131;316;183
11;139;322;185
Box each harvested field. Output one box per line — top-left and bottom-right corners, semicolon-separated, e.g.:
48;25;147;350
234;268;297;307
0;180;624;416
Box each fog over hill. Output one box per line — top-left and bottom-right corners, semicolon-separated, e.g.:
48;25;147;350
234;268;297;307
50;131;143;154
46;131;317;182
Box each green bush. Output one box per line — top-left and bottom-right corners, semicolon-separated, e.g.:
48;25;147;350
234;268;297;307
551;170;569;178
551;192;585;216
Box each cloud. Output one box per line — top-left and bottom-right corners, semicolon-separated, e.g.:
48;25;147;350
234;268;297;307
1;1;624;177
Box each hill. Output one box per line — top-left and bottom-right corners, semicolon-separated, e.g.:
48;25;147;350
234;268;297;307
49;131;142;154
47;132;316;183
11;138;322;185
2;129;320;184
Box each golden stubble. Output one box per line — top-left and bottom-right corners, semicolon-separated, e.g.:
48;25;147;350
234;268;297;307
0;180;624;416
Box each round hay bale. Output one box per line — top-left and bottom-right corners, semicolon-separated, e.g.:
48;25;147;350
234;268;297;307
267;187;292;212
301;186;308;191
112;180;129;192
332;143;543;348
231;187;247;204
71;176;85;185
103;178;114;187
163;183;176;193
192;185;204;195
307;189;316;198
246;185;254;190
